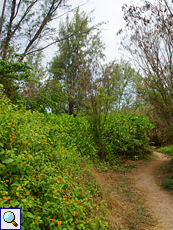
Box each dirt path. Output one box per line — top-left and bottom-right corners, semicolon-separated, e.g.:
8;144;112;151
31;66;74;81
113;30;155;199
129;151;173;230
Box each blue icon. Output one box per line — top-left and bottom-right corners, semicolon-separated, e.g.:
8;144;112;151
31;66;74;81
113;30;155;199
3;211;18;227
0;208;21;229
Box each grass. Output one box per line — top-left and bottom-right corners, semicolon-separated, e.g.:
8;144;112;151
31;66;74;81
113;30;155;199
157;145;173;192
157;145;173;156
92;168;157;230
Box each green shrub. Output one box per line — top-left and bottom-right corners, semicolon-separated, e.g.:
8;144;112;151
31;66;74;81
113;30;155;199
102;113;154;161
0;96;108;230
157;146;173;156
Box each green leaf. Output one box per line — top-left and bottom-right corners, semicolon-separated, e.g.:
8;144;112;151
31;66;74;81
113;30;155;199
11;200;19;207
26;212;35;218
3;158;14;164
12;182;21;187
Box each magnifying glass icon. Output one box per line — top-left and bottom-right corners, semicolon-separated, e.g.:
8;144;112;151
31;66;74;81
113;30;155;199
3;211;18;227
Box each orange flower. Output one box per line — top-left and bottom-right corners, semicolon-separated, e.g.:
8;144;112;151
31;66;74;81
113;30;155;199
8;199;12;203
18;195;21;198
75;212;78;216
31;176;33;178
12;124;15;127
70;183;72;187
26;191;30;195
36;177;39;181
3;196;7;200
51;219;56;223
76;220;79;223
62;191;64;194
35;220;39;225
36;171;38;173
26;155;28;157
6;173;9;176
57;221;61;225
40;176;42;179
53;191;56;194
21;162;23;165
6;180;9;182
23;141;26;145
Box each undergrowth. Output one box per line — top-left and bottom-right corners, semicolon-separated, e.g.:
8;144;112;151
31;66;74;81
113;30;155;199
0;96;108;230
157;146;173;191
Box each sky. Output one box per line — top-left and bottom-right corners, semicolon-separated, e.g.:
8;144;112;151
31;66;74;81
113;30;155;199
43;0;133;65
1;0;172;65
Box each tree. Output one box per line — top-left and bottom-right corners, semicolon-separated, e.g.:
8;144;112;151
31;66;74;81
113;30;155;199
82;77;111;160
0;57;33;102
99;59;138;113
0;0;73;61
49;8;105;115
20;50;46;110
118;0;173;132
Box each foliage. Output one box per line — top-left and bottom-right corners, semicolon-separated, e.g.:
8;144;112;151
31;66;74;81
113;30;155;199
103;113;154;161
49;8;105;115
135;104;172;146
83;83;111;160
0;96;108;230
119;0;173;136
158;145;173;191
100;59;138;113
0;58;34;103
37;79;68;114
157;145;173;157
0;0;69;61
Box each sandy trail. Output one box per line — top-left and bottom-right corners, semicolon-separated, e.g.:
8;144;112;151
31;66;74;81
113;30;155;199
129;151;173;230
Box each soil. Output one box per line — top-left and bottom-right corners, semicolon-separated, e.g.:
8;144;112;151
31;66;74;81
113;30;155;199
128;151;173;230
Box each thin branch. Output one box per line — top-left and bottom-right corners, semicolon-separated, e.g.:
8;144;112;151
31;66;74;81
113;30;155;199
23;28;94;57
163;0;173;16
52;2;87;20
21;0;64;58
0;0;6;37
13;0;22;19
12;0;39;36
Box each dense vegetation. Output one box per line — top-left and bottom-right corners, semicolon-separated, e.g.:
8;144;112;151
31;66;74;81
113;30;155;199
0;95;108;229
0;0;173;228
157;146;173;191
0;93;154;229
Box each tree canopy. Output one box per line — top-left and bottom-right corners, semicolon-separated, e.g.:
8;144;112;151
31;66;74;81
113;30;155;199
118;0;173;133
49;8;105;115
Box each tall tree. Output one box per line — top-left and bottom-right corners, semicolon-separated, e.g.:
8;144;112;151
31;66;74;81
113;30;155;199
118;0;173;131
49;8;105;115
0;0;70;61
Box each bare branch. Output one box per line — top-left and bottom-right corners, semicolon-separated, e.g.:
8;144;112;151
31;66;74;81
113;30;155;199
24;28;93;57
0;0;7;37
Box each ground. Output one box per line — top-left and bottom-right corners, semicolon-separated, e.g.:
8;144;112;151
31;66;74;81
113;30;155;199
93;151;173;230
129;151;173;230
